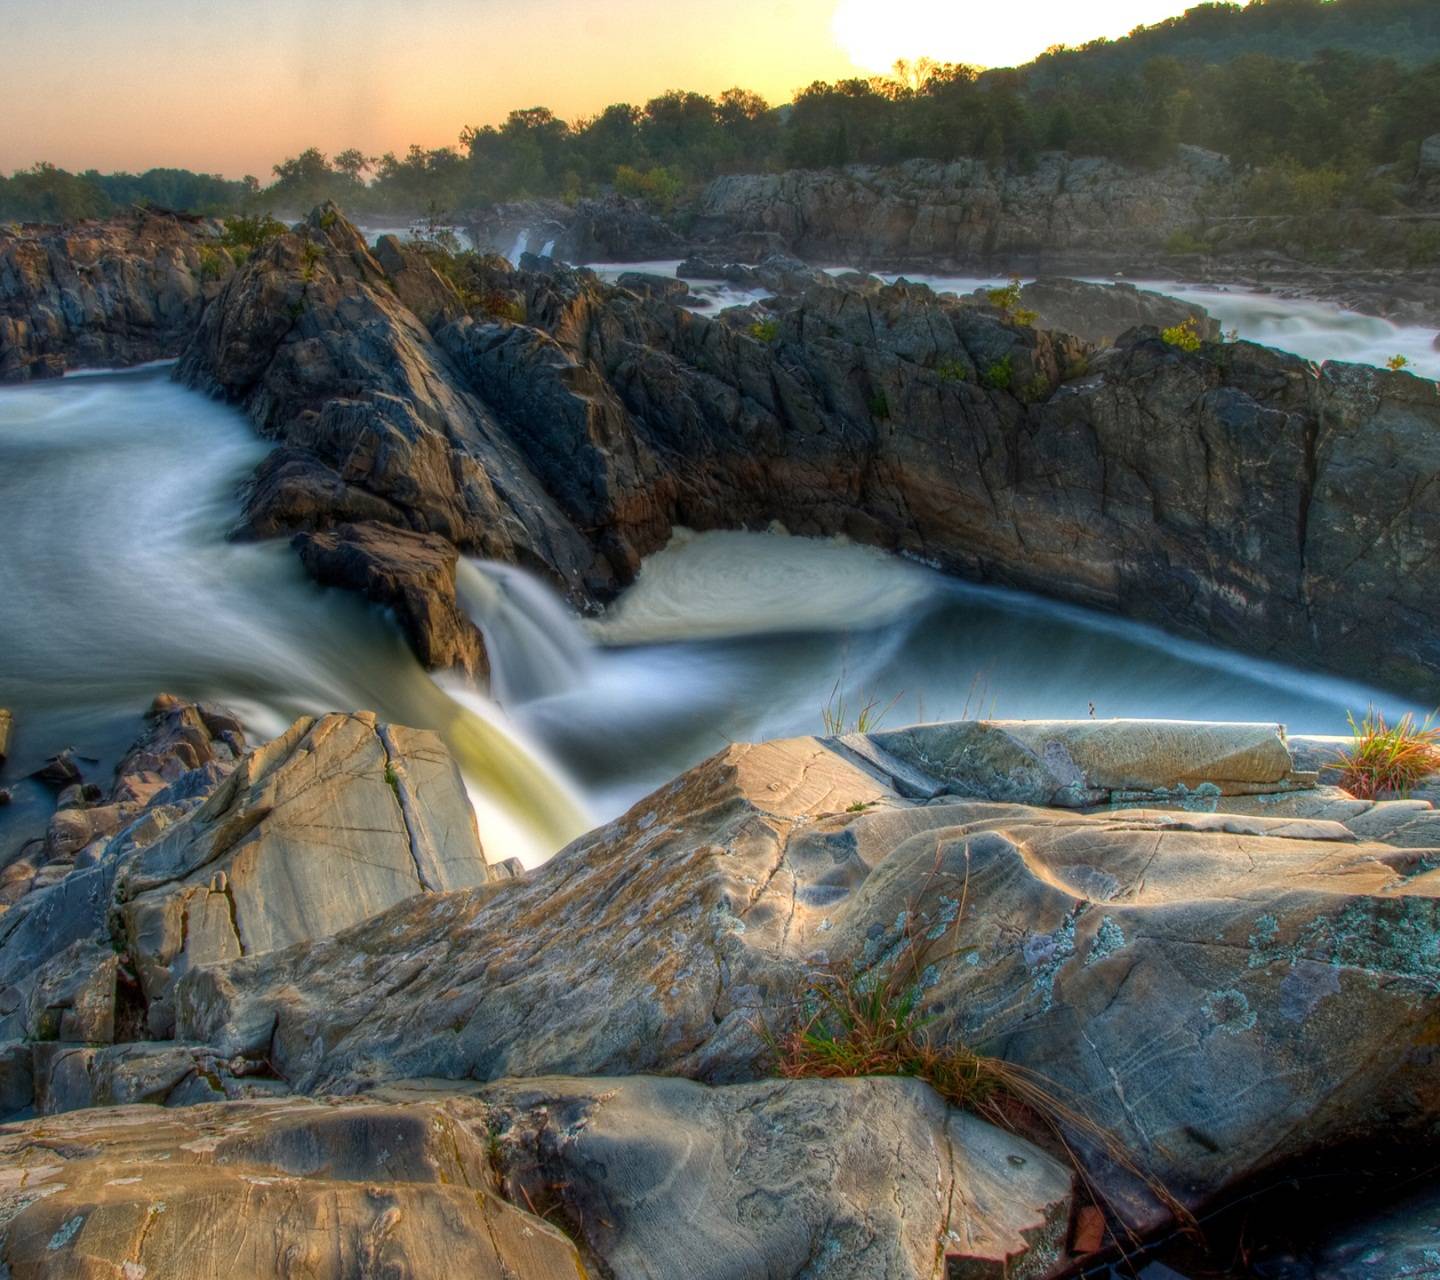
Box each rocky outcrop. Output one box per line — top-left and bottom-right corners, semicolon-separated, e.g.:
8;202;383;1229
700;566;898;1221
479;1075;1073;1279
168;721;1440;1234
0;1076;1073;1279
175;208;1440;696
0;694;247;906
1000;276;1220;345
692;149;1229;272
293;521;490;678
0;1093;585;1278
0;209;226;381
0;709;10;766
0;706;499;1116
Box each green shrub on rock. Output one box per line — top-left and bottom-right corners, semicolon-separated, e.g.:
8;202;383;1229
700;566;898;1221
1162;316;1203;352
981;356;1013;391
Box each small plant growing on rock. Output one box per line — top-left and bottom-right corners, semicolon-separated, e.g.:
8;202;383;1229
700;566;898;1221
821;677;902;736
747;318;780;344
867;390;891;419
220;213;286;255
1161;317;1204;352
764;849;1195;1248
1387;354;1411;372
1062;355;1090;381
479;290;525;323
197;245;231;281
1336;707;1440;799
986;276;1037;328
980;356;1013;391
1021;372;1052;402
935;358;969;383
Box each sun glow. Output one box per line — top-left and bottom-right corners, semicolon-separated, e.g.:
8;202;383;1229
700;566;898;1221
831;0;1196;72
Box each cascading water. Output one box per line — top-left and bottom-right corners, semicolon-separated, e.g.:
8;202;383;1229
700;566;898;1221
0;369;588;869
506;228;530;265
0;305;1429;870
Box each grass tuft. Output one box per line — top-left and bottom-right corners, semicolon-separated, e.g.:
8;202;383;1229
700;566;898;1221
762;847;1197;1256
1336;707;1440;799
821;675;902;736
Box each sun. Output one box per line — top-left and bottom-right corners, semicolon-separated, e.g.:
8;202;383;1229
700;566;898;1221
830;0;1193;73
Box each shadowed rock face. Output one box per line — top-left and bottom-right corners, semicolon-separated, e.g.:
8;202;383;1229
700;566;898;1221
0;210;226;381
173;208;1440;696
165;722;1440;1231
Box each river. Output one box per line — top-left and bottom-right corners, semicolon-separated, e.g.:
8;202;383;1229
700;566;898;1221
0;283;1430;869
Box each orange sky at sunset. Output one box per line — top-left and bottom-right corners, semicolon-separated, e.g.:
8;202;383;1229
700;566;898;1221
2;0;1197;177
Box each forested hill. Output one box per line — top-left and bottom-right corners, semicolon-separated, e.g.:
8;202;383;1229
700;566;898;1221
4;0;1440;224
1026;0;1440;85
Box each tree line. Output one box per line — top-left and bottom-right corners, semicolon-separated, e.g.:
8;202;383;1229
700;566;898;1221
4;0;1439;226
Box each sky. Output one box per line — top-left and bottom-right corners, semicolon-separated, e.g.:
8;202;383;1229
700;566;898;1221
1;0;1201;178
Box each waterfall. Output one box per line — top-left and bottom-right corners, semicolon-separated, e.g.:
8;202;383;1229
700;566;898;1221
506;228;530;265
456;560;594;705
540;239;556;259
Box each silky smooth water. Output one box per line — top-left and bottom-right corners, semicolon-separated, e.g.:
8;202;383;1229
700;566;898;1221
0;355;1422;869
0;369;587;868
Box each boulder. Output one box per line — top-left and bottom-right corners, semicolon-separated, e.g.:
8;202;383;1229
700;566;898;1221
0;1094;584;1278
292;521;490;679
173;721;1440;1231
1003;277;1219;345
478;1074;1073;1279
115;711;494;1036
842;718;1313;806
0;1076;1073;1280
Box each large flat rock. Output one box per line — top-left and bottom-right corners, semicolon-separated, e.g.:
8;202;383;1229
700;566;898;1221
0;1076;1072;1280
0;1093;583;1279
173;723;1440;1229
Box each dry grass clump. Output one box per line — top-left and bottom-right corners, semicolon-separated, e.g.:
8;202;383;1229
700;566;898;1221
1336;707;1440;799
764;850;1196;1257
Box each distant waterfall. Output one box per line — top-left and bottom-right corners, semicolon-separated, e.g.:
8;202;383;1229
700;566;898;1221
506;229;530;265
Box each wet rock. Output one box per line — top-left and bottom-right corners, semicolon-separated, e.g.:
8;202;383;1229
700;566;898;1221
293;521;490;679
0;1094;584;1278
31;749;84;789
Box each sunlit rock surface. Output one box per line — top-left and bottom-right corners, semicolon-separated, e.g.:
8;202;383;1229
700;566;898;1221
159;721;1440;1230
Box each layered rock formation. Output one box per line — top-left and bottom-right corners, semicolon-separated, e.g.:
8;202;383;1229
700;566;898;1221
0;703;502;1118
0;209;225;380
0;710;1436;1275
166;723;1440;1233
173;208;1440;697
